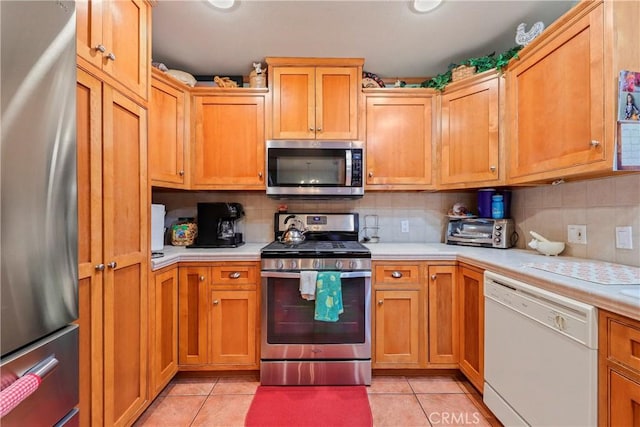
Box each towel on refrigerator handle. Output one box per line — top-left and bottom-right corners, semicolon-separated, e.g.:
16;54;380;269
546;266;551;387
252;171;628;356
314;271;343;322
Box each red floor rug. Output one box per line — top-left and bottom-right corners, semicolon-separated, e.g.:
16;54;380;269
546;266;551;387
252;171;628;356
245;386;373;427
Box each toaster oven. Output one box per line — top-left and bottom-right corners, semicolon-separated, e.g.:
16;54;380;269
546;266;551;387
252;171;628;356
445;218;516;249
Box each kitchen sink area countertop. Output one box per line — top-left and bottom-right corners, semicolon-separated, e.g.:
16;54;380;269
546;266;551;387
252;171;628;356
151;243;640;322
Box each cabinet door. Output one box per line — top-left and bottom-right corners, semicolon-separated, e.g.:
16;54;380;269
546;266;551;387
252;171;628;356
76;0;104;69
149;74;186;187
365;95;434;188
178;267;210;365
507;4;605;182
272;67;316;139
440;75;500;186
608;370;640;427
192;95;265;188
210;290;257;366
102;0;149;100
458;265;484;392
374;290;420;366
150;268;179;397
315;67;359;139
428;266;458;365
102;86;148;427
76;69;104;427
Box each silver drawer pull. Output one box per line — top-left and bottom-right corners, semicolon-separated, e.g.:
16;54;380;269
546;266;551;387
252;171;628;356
391;271;403;279
229;272;241;279
107;261;117;269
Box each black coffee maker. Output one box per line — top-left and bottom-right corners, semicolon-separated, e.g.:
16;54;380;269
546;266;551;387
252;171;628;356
188;202;245;248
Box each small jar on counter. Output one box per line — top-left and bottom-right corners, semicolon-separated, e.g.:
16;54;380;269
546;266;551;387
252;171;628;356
171;217;197;246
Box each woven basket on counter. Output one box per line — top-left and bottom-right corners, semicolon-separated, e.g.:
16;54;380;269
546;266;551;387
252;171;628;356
451;65;476;81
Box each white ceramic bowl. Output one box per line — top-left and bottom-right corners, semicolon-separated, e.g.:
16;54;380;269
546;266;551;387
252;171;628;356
534;241;565;256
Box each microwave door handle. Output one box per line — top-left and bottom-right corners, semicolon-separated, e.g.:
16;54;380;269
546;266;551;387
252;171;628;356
345;150;352;187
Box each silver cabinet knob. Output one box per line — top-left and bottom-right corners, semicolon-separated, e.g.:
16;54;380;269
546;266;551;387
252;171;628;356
107;261;117;269
309;127;315;131
490;165;496;172
316;128;322;132
378;300;384;305
199;275;205;281
368;172;373;178
106;52;116;61
179;170;185;176
95;263;105;271
431;274;437;280
258;172;263;178
229;272;241;279
95;44;106;53
213;300;219;305
590;140;600;147
391;271;403;279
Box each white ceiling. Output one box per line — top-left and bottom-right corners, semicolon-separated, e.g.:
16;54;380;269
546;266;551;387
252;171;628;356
152;0;576;80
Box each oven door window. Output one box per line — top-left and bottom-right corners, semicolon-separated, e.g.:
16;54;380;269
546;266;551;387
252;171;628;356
268;148;346;187
266;277;366;344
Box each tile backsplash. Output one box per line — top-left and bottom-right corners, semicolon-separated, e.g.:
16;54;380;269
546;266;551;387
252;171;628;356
153;173;640;267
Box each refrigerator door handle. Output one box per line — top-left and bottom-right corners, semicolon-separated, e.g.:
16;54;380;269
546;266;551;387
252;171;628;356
0;355;59;418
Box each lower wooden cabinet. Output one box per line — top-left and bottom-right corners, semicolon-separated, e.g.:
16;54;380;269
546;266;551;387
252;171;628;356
149;266;179;397
178;262;260;369
427;265;458;366
373;261;458;369
458;264;484;392
599;310;640;427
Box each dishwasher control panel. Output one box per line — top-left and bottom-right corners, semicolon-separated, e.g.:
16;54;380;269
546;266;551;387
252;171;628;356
484;271;598;348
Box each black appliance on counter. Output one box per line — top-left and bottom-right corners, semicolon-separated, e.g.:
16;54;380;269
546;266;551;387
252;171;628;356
188;202;245;248
260;213;372;386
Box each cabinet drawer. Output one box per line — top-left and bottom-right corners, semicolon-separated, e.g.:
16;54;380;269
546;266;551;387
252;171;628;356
211;264;258;285
609;319;640;374
374;264;421;286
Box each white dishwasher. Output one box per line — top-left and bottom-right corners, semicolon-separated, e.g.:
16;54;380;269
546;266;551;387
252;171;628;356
483;271;598;427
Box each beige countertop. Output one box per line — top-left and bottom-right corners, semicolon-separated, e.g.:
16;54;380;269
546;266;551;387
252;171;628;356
151;242;640;321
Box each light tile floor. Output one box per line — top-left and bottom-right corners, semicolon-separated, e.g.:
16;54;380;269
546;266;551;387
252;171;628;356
134;373;501;427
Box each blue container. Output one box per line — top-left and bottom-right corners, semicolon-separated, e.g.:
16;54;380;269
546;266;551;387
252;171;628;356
491;195;504;219
477;189;495;218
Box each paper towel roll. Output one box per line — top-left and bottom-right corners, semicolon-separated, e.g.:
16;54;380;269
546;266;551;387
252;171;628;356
151;204;166;252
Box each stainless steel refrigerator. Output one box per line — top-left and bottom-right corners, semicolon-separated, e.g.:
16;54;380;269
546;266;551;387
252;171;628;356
0;1;79;425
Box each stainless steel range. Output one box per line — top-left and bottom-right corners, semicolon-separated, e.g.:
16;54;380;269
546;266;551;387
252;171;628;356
260;213;371;385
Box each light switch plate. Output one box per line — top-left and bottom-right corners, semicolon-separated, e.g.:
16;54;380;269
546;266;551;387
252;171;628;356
568;225;587;244
615;226;633;249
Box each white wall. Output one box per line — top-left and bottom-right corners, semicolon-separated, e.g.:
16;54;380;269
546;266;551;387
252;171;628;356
153;173;640;267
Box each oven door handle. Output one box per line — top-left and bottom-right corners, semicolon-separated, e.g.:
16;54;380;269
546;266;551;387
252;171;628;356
261;271;371;279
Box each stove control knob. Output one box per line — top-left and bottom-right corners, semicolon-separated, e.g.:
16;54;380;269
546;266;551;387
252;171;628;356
335;260;343;269
277;260;284;270
313;259;321;269
290;260;298;269
349;260;358;269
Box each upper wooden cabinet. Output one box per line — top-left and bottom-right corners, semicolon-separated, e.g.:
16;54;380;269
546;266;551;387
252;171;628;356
506;0;640;184
149;69;189;188
439;70;503;188
267;57;363;140
364;91;436;190
191;92;266;189
76;0;150;102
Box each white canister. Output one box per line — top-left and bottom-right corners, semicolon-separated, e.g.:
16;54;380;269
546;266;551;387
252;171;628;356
151;204;166;252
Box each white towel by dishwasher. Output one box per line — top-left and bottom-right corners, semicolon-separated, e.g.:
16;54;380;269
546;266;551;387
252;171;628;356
299;271;318;301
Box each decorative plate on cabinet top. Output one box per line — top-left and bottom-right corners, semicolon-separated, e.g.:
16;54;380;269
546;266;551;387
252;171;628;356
362;71;385;88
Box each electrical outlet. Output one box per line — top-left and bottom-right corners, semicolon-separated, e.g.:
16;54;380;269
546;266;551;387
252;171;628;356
616;226;633;249
567;225;587;244
401;220;409;233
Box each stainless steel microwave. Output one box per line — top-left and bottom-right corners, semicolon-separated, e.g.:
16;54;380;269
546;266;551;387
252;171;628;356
266;140;365;198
